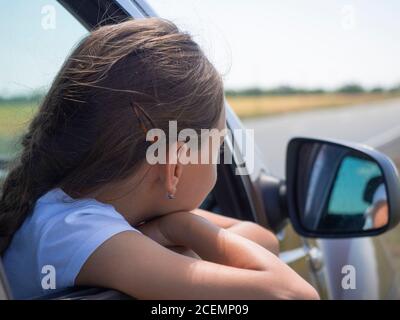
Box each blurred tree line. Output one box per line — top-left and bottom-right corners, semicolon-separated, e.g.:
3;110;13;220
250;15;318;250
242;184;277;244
225;83;400;97
0;91;43;105
1;83;400;103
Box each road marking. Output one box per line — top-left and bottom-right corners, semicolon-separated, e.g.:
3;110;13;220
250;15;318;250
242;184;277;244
364;124;400;148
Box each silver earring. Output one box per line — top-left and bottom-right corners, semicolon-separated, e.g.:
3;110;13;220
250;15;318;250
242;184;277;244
167;193;175;199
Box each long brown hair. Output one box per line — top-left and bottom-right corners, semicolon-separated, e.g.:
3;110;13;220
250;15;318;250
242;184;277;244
0;18;224;253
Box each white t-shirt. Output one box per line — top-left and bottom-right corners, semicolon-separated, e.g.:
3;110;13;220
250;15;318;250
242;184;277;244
2;187;141;299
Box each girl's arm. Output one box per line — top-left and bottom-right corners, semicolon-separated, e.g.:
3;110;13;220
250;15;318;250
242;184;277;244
191;208;279;255
76;212;319;299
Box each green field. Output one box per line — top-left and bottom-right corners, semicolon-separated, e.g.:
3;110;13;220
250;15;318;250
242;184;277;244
227;92;400;118
1;93;399;157
0;102;38;157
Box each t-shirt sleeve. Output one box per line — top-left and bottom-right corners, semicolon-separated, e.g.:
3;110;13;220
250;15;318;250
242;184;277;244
36;203;141;292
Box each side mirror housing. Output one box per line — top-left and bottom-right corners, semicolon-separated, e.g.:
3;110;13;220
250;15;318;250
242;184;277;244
286;137;400;238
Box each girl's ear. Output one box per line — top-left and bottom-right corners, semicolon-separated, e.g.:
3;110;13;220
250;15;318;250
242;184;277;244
161;143;187;198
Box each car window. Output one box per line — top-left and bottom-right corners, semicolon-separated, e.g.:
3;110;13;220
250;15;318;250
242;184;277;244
0;0;87;163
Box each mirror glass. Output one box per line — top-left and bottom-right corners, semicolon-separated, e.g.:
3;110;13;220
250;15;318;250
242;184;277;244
296;142;389;233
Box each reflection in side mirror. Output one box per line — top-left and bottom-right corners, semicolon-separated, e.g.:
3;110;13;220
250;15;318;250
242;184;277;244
286;137;400;238
298;144;388;232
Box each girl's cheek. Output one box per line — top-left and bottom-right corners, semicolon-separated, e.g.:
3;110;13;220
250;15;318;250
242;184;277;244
201;135;221;165
203;163;218;193
193;164;217;196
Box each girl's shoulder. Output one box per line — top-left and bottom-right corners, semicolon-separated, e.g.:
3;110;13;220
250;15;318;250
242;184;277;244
3;187;141;298
29;187;142;252
34;187;123;220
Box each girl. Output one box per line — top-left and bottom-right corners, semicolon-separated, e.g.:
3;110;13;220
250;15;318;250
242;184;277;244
0;18;319;300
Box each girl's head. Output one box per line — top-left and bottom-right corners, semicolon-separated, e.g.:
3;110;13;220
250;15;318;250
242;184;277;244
0;18;225;251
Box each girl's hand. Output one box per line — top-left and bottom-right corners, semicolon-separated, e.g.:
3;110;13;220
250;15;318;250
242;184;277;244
136;217;174;247
153;211;281;271
137;214;201;259
167;245;201;259
137;212;202;247
78;210;319;299
136;212;195;247
191;208;280;256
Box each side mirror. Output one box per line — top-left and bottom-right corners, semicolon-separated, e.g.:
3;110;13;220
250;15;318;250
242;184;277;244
286;137;400;238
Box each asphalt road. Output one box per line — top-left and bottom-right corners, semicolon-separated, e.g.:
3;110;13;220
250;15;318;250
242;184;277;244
243;98;400;178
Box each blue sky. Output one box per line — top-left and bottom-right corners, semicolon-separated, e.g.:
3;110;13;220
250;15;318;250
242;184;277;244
148;0;400;90
0;0;88;97
1;0;400;96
